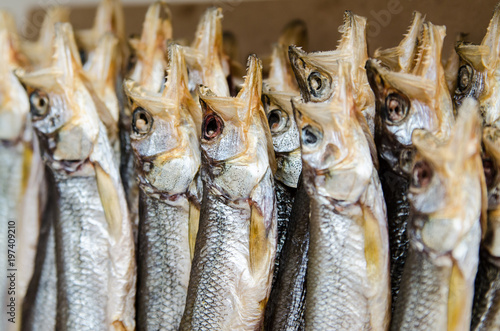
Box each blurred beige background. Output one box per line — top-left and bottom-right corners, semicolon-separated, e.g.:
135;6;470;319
7;0;500;63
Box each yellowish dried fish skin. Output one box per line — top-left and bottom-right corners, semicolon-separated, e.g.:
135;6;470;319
184;7;230;97
392;99;484;331
455;4;500;127
124;44;201;330
20;6;70;69
293;62;390;330
16;22;136;331
374;11;424;73
180;55;277;330
128;1;172;93
288;11;376;135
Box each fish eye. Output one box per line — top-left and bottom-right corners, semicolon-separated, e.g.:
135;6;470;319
132;107;154;135
308;72;324;96
267;109;288;133
457;65;473;92
29;90;50;118
411;160;433;189
384;92;409;124
203;114;224;140
301;125;322;147
482;155;497;188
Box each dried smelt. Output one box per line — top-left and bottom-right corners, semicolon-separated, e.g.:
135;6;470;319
124;44;201;330
262;32;306;329
366;21;454;308
294;62;390;330
17;23;136;331
391;99;485;331
180;55;277;330
471;126;500;330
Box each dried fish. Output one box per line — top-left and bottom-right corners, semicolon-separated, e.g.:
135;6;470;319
471;126;500;330
180;55;276;330
293;62;390;329
366;21;454;307
391;99;485;331
124;44;201;330
17;23;136;331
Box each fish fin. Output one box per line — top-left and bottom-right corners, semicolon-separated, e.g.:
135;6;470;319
447;264;469;331
94;163;123;238
361;203;391;330
188;202;200;261
249;205;269;277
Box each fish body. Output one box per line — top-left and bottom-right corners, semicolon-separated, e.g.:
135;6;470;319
294;63;390;330
17;23;136;330
471;126;500;330
289;11;375;135
124;44;201;330
180;55;277;330
366;22;454;307
264;178;309;331
391;99;484;331
262;40;307;330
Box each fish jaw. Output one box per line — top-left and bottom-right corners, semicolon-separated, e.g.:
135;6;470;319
127;1;171;92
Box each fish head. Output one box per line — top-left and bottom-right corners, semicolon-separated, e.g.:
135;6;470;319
17;23;100;169
374;11;424;72
0;14;30;141
125;44;201;195
262;88;301;187
366;23;453;177
408;98;485;253
186;7;229;97
199;55;275;198
288;46;338;103
127;1;171;92
455;5;500;126
293;62;375;203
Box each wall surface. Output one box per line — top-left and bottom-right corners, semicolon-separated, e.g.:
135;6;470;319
15;0;500;64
